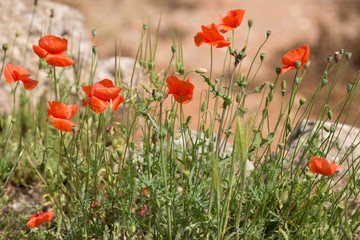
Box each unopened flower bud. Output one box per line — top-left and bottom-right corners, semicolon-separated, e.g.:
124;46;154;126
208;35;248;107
327;55;333;63
281;80;286;91
275;67;281;75
92;46;98;54
143;24;148;30
195;68;207;74
248;19;254;28
201;102;207;112
71;125;77;133
208;142;214;152
287;122;293;132
34;0;38;6
260;53;266;61
295;60;301;69
295;77;300;85
347;83;353;92
327;110;333;120
299;98;306;105
174;132;182;140
171;45;177;53
2;43;8;51
266;30;272;38
305;60;310;69
236;93;242;103
321;79;328;87
92;29;97;37
268;91;274;102
269;83;275;90
345;52;352;61
148;61;155;71
278;143;284;150
330;124;336;133
323;124;330;132
140;82;151;93
340;49;344;54
50;9;54;18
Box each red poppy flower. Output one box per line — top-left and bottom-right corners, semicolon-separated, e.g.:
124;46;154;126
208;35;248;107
166;76;194;104
309;156;342;176
280;45;310;74
47;101;79;132
82;79;124;114
26;211;54;228
218;9;245;33
33;35;74;67
4;64;38;90
194;23;231;48
143;187;148;197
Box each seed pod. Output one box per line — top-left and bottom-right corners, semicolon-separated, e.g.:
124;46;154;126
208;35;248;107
345;52;352;61
266;30;272;38
171;45;177;53
327;55;333;63
275;67;281;75
330;124;336;133
260;53;266;61
2;43;8;51
299;98;306;105
248;19;254;28
327;110;333;120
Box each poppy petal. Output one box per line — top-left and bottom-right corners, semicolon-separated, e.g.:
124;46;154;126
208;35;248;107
99;79;115;88
82;86;92;96
20;77;38;90
45;53;74;67
51;117;78;132
4;64;16;83
111;94;124;112
93;85;122;101
88;95;109;113
39;35;68;54
33;45;48;58
194;32;206;47
48;101;79;119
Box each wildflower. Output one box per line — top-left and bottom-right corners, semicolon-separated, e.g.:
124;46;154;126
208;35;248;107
143;187;149;197
26;211;54;228
280;45;310;74
138;205;148;216
194;23;231;48
217;9;245;33
33;35;74;67
4;64;38;90
91;201;100;209
47;101;79;132
309;156;342;176
166;76;194;104
82;79;124;114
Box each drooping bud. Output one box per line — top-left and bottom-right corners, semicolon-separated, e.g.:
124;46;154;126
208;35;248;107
195;68;207;74
171;45;177;53
299;98;306;105
295;60;301;69
248;19;254;28
266;30;272;38
260;53;266;62
275;67;281;75
327;110;333;120
323;124;330;132
92;29;97;37
2;43;8;51
327;55;333;63
345;52;352;61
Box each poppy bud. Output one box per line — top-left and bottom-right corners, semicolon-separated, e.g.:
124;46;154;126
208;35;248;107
295;77;300;85
321;79;328;87
140;82;151;93
327;55;332;63
305;60;310;69
239;80;247;87
323;124;330;132
295;60;301;69
330;124;336;133
50;9;54;18
327;110;333;120
255;84;265;93
195;68;207;74
11;118;16;124
236;93;242;103
340;49;344;54
269;83;275;90
92;46;98;54
92;29;97;37
260;53;266;62
275;67;281;75
345;52;352;61
174;132;182;140
266;30;271;38
171;45;177;53
248;19;254;28
201;102;207;112
2;43;8;51
71;126;77;133
347;83;353;92
281;80;286;91
267;91;274;102
15;29;21;37
299;98;306;105
334;51;340;63
148;61;155;71
179;66;185;75
34;0;38;5
205;128;212;139
287;122;293;132
278;143;284;150
143;24;148;30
